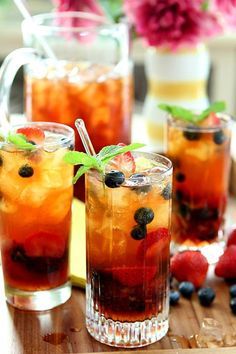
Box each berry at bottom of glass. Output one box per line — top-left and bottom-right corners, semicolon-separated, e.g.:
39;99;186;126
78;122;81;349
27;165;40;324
0;122;74;310
167;113;231;262
85;151;172;347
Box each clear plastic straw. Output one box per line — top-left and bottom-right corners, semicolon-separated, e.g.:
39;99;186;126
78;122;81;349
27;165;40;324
13;0;57;60
75;119;96;156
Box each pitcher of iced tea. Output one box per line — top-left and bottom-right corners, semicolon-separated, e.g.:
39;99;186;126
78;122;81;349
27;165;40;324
0;12;133;199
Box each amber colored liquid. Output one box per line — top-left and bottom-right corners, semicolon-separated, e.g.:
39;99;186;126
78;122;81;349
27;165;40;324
25;62;133;199
167;124;231;247
86;165;171;322
0;141;73;291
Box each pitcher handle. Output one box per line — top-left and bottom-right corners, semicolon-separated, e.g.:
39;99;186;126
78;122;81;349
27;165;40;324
0;48;38;127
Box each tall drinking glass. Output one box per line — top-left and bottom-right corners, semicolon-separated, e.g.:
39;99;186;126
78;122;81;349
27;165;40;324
85;152;172;347
0;12;133;199
167;114;232;262
0;122;74;310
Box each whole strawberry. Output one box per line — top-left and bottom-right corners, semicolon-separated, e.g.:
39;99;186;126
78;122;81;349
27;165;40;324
171;251;209;288
215;245;236;279
227;227;236;247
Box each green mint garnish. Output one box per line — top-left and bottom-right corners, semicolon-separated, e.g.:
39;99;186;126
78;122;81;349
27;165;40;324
64;142;145;183
7;133;36;150
158;101;226;124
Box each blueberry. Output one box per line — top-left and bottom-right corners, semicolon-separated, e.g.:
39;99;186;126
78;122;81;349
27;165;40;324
161;182;172;200
213;130;226;145
230;298;236;314
170;290;180;305
230;285;236;298
179;281;195;298
134;207;154;225
175;172;186;182
18;164;34;178
131;225;147;240
183;130;201;141
179;204;190;218
105;170;125;188
0;156;3;167
175;190;183;201
198;287;216;306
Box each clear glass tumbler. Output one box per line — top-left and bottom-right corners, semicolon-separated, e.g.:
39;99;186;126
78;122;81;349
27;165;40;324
0;122;74;310
167;113;232;262
85;152;172;347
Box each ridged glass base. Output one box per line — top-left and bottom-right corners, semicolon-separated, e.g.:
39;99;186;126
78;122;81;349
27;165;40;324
86;312;169;348
5;281;71;310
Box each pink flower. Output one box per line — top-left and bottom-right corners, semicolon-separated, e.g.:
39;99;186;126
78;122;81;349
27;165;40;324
214;0;236;28
124;0;222;49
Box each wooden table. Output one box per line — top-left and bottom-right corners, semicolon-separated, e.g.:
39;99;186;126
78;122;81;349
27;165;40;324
1;198;235;354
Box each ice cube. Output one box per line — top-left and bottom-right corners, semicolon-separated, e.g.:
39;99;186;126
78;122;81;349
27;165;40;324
196;318;224;348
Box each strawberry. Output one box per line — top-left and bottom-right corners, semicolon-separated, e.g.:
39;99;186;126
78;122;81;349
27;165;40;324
137;228;169;261
24;232;66;258
227;227;236;247
215;245;236;279
170;251;209;288
202;112;221;127
112;143;135;175
17;126;45;145
112;265;157;287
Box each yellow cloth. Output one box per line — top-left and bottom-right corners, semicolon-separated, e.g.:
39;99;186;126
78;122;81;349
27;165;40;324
70;198;86;288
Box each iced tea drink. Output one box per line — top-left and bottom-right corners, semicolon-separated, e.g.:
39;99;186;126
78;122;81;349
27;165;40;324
0;122;74;310
167;114;231;254
85;152;172;347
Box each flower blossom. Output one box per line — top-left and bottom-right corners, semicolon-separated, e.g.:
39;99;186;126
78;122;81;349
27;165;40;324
124;0;222;50
214;0;236;29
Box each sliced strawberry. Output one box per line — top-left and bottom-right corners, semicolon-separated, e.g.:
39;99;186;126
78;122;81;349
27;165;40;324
170;250;209;288
137;228;170;261
227;227;236;247
202;112;221;127
112;265;157;287
24;232;66;258
112;143;135;175
215;245;236;279
17;127;45;145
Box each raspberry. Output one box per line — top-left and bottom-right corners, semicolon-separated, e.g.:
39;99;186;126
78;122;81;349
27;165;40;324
17;126;45;145
215;245;236;279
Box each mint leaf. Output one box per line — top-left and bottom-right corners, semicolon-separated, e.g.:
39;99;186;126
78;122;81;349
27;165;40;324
201;0;209;11
73;165;92;183
63;151;99;167
197;101;226;121
64;142;145;184
7;133;35;150
158;101;226;124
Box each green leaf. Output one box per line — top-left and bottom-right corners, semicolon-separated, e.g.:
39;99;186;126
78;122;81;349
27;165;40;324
73;165;92;184
197;101;226;121
158;101;226;124
63;151;99;167
99;0;123;22
100;143;145;164
7;133;35;150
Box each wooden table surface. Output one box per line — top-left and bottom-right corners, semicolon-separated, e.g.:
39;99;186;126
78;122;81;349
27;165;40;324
0;198;235;354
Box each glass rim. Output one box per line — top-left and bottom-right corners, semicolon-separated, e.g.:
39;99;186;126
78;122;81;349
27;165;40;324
22;12;128;34
167;112;233;132
0;121;75;150
88;151;173;183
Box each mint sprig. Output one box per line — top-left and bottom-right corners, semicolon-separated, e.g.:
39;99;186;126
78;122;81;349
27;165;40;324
64;142;145;183
158;101;226;124
7;133;36;150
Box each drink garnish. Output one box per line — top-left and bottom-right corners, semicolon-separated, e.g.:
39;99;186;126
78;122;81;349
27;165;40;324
158;101;226;124
64;142;145;183
7;133;36;150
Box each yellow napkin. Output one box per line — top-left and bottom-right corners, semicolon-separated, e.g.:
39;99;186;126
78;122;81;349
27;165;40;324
70;198;86;288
